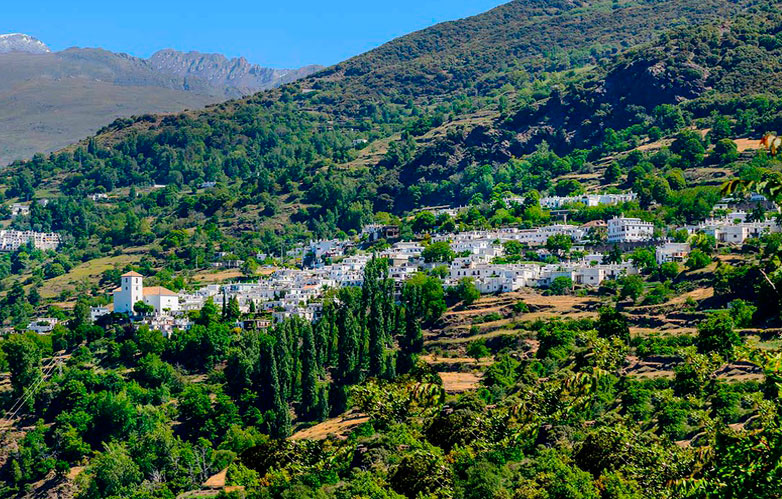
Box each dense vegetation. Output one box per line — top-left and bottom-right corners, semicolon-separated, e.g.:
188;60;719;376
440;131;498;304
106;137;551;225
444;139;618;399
0;257;448;497
4;0;782;497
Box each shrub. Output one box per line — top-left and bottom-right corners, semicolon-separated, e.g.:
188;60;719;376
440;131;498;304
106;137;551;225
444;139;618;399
547;276;573;295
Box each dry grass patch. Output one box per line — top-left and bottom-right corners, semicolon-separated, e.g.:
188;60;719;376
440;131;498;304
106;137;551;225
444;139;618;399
36;253;139;299
439;372;481;393
290;413;369;441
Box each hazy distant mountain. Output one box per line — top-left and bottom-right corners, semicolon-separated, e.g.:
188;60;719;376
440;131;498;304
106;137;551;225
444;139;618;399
0;35;322;164
148;49;322;98
0;33;50;54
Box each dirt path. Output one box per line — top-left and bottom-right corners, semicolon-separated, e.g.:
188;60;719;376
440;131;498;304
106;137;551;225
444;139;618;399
420;354;491;366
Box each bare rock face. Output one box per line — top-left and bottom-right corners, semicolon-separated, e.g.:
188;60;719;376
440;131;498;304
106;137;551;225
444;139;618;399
148;49;322;97
0;33;50;54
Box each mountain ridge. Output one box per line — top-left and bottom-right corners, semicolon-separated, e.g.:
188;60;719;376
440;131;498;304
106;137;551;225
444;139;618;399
0;33;50;54
0;37;321;164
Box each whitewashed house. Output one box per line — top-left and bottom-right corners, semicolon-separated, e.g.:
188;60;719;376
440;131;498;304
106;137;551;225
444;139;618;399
90;307;110;322
607;217;654;243
655;243;691;264
113;272;179;316
28;318;58;334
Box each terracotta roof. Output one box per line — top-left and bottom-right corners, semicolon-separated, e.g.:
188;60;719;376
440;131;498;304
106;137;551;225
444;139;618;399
122;271;143;277
143;286;177;297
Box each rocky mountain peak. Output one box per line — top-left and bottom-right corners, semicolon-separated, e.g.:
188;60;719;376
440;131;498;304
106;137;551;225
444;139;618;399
147;48;322;96
0;33;50;54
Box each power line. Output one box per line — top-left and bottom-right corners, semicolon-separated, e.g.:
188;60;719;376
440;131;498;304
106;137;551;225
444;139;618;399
0;352;63;438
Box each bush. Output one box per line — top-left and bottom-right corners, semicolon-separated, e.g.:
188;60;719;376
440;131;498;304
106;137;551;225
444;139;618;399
547;276;573;295
697;311;741;358
685;249;711;270
728;299;756;328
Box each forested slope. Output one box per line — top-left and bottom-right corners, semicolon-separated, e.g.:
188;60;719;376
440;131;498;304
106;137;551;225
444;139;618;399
0;0;761;239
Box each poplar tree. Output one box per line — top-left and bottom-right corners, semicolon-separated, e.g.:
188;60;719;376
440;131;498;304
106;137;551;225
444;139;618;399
336;302;361;385
260;336;289;437
273;324;293;402
366;256;392;378
313;316;331;376
300;322;318;420
226;296;241;320
398;308;423;374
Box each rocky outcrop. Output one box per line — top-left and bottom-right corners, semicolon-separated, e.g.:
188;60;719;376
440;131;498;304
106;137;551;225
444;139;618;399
0;33;50;54
148;49;322;97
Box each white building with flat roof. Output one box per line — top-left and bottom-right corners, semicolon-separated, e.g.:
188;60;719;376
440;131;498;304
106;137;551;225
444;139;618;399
607;217;654;243
538;192;637;209
27;318;58;334
0;230;61;251
656;243;691;264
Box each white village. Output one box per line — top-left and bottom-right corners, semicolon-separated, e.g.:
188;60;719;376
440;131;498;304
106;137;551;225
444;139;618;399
19;191;773;337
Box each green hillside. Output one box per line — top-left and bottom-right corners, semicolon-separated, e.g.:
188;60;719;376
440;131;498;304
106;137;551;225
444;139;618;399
0;0;764;256
3;2;782;498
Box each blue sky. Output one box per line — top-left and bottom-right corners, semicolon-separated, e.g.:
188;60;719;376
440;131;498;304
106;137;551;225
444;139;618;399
2;0;507;68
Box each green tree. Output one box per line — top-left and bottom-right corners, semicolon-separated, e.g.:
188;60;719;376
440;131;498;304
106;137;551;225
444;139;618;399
503;239;524;257
603;245;623;265
629;248;656;273
546;234;573;256
133;300;154;316
467;341;491;365
728;299;756;328
548;276;573;295
603;162;623;184
697;311;741;358
620;275;645;302
412;211;437;233
398;308;424;374
686;249;711;270
422;241;456;263
453;277;481;306
226;296;241;321
671;130;706;167
241;257;259;277
402;273;446;324
300;322;319;420
712;138;739;164
1;334;41;400
554;178;584;196
708;115;732;142
659;261;679;280
597;307;631;344
86;443;142;498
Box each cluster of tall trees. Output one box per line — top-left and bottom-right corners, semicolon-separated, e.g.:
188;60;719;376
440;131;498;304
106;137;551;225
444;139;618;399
220;256;432;438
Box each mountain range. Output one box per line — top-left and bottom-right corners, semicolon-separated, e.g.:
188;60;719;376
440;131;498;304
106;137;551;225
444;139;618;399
0;34;321;164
